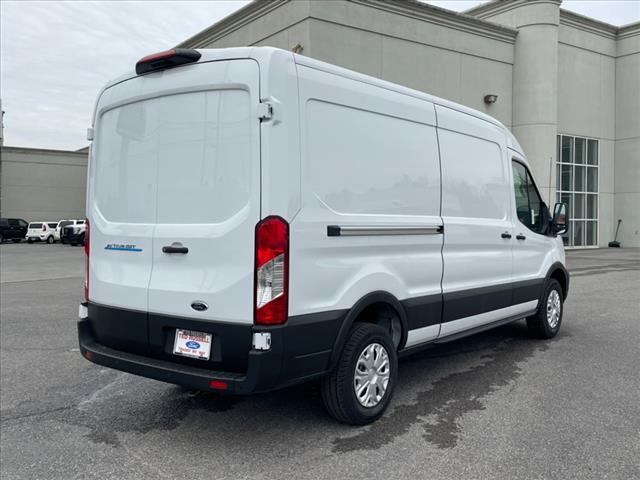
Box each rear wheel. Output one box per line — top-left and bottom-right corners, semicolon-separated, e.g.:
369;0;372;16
527;279;564;339
27;238;34;244
79;234;86;246
321;323;397;425
47;236;54;244
12;238;21;243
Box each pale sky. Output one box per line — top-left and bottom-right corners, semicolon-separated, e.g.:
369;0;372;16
1;0;638;150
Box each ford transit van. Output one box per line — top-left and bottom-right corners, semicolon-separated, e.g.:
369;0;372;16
78;47;569;424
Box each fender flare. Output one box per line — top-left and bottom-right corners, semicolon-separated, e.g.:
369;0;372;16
544;261;570;300
328;291;409;370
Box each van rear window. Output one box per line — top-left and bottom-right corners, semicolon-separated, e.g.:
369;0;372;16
93;89;252;224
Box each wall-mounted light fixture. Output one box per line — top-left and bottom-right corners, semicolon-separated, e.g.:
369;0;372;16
484;94;498;104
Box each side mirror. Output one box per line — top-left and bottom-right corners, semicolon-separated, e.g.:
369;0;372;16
552;202;569;236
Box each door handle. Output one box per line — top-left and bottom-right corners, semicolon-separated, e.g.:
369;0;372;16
501;232;512;239
162;245;188;254
516;234;526;241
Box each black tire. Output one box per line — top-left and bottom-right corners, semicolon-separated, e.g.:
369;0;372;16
12;238;21;243
70;242;78;247
321;323;397;425
527;279;564;339
79;234;86;246
27;238;34;244
47;236;54;244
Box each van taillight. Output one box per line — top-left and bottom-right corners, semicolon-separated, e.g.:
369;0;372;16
254;216;289;325
84;219;90;302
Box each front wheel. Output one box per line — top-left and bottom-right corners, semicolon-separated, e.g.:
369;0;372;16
321;323;397;425
527;279;564;339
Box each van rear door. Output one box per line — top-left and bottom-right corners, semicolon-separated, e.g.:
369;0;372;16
89;59;261;353
146;61;260;324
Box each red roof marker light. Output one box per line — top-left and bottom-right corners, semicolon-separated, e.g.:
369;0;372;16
135;48;201;75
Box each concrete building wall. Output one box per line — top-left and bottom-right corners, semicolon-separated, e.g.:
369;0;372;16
180;0;517;129
615;25;640;247
556;17;617;246
177;0;640;247
0;146;87;222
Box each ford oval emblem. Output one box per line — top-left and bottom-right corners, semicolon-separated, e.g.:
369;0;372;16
191;301;208;312
186;341;200;349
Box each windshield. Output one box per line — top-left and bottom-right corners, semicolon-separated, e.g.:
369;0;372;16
59;221;73;228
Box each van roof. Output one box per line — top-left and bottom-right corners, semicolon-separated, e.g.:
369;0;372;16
96;46;524;156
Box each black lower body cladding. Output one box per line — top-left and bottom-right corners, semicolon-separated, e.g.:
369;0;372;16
80;302;346;393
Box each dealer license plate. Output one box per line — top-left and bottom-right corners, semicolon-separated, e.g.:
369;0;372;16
173;329;212;360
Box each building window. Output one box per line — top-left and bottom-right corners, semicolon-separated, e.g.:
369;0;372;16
556;135;599;247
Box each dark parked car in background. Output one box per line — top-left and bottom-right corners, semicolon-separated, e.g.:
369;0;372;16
0;218;28;243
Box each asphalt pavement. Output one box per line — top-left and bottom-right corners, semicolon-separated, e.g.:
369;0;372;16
1;242;639;479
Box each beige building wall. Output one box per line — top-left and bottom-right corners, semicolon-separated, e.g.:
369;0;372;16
556;14;617;246
0;146;87;222
177;0;640;247
615;24;640;248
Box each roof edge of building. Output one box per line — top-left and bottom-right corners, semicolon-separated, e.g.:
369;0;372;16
178;0;518;49
352;0;518;43
464;0;561;18
617;21;640;39
1;145;88;156
177;0;289;48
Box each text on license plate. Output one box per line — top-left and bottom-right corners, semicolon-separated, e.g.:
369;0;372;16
173;329;212;360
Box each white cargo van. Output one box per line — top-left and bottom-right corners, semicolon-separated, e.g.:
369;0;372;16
79;47;569;425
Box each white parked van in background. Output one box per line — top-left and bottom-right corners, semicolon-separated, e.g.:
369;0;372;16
26;222;55;244
78;47;570;425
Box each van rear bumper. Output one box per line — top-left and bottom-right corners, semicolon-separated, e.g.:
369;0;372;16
78;306;345;394
78;318;280;393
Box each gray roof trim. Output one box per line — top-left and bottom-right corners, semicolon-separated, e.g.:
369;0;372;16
617;21;640;40
465;0;561;18
177;0;289;48
1;146;88;157
352;0;517;43
559;10;618;40
177;0;517;49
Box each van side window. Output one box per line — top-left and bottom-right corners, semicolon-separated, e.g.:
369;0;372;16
512;161;547;234
8;219;19;227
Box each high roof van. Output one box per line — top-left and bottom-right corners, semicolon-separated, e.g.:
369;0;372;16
78;47;570;425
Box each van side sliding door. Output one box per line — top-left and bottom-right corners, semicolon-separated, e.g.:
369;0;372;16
436;106;516;337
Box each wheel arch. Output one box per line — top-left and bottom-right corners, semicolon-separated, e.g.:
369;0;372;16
545;262;570;300
329;291;408;371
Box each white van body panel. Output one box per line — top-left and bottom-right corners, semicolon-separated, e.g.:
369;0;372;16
436;105;514;295
291;63;443;335
89;59;261;321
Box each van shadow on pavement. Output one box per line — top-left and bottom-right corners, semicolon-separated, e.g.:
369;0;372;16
48;321;552;452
